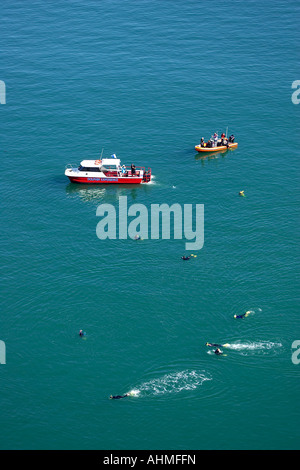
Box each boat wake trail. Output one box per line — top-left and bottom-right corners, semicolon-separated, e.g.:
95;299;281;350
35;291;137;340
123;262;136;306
128;370;212;398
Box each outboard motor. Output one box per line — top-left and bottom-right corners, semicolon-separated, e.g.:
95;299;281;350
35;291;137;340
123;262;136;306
143;169;151;182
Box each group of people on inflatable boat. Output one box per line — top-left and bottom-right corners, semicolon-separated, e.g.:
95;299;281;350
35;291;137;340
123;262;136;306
200;132;235;148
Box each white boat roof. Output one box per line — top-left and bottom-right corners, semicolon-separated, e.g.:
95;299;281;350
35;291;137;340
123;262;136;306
81;158;121;167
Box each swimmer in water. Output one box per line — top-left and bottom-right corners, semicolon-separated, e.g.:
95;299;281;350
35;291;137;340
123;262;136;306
214;348;223;355
181;252;198;260
110;393;129;400
206;342;229;348
79;330;85;337
234;310;251;319
239;190;245;197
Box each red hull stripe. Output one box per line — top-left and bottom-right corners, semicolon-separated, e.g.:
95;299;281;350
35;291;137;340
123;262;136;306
68;176;143;184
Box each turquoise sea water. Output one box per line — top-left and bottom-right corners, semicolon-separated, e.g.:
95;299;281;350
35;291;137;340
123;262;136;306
1;0;299;450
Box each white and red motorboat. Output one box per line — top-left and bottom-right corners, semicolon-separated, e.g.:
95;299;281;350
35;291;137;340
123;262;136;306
65;156;152;184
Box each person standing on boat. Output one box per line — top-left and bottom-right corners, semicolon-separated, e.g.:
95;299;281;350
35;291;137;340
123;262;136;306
213;132;218;147
221;133;229;147
131;164;136;175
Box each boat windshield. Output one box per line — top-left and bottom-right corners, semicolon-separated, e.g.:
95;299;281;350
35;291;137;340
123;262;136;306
101;164;119;170
78;165;101;172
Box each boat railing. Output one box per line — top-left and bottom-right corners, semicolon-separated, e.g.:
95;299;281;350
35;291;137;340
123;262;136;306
122;165;151;177
65;163;78;170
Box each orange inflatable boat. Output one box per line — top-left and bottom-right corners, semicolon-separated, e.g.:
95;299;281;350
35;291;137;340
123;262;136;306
195;142;238;152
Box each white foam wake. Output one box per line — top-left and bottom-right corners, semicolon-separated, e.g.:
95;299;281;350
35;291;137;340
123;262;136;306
128;370;212;397
226;341;282;351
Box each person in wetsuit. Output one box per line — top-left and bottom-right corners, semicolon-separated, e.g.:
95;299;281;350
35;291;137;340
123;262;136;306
110;394;129;400
214;348;223;355
234;311;251;319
